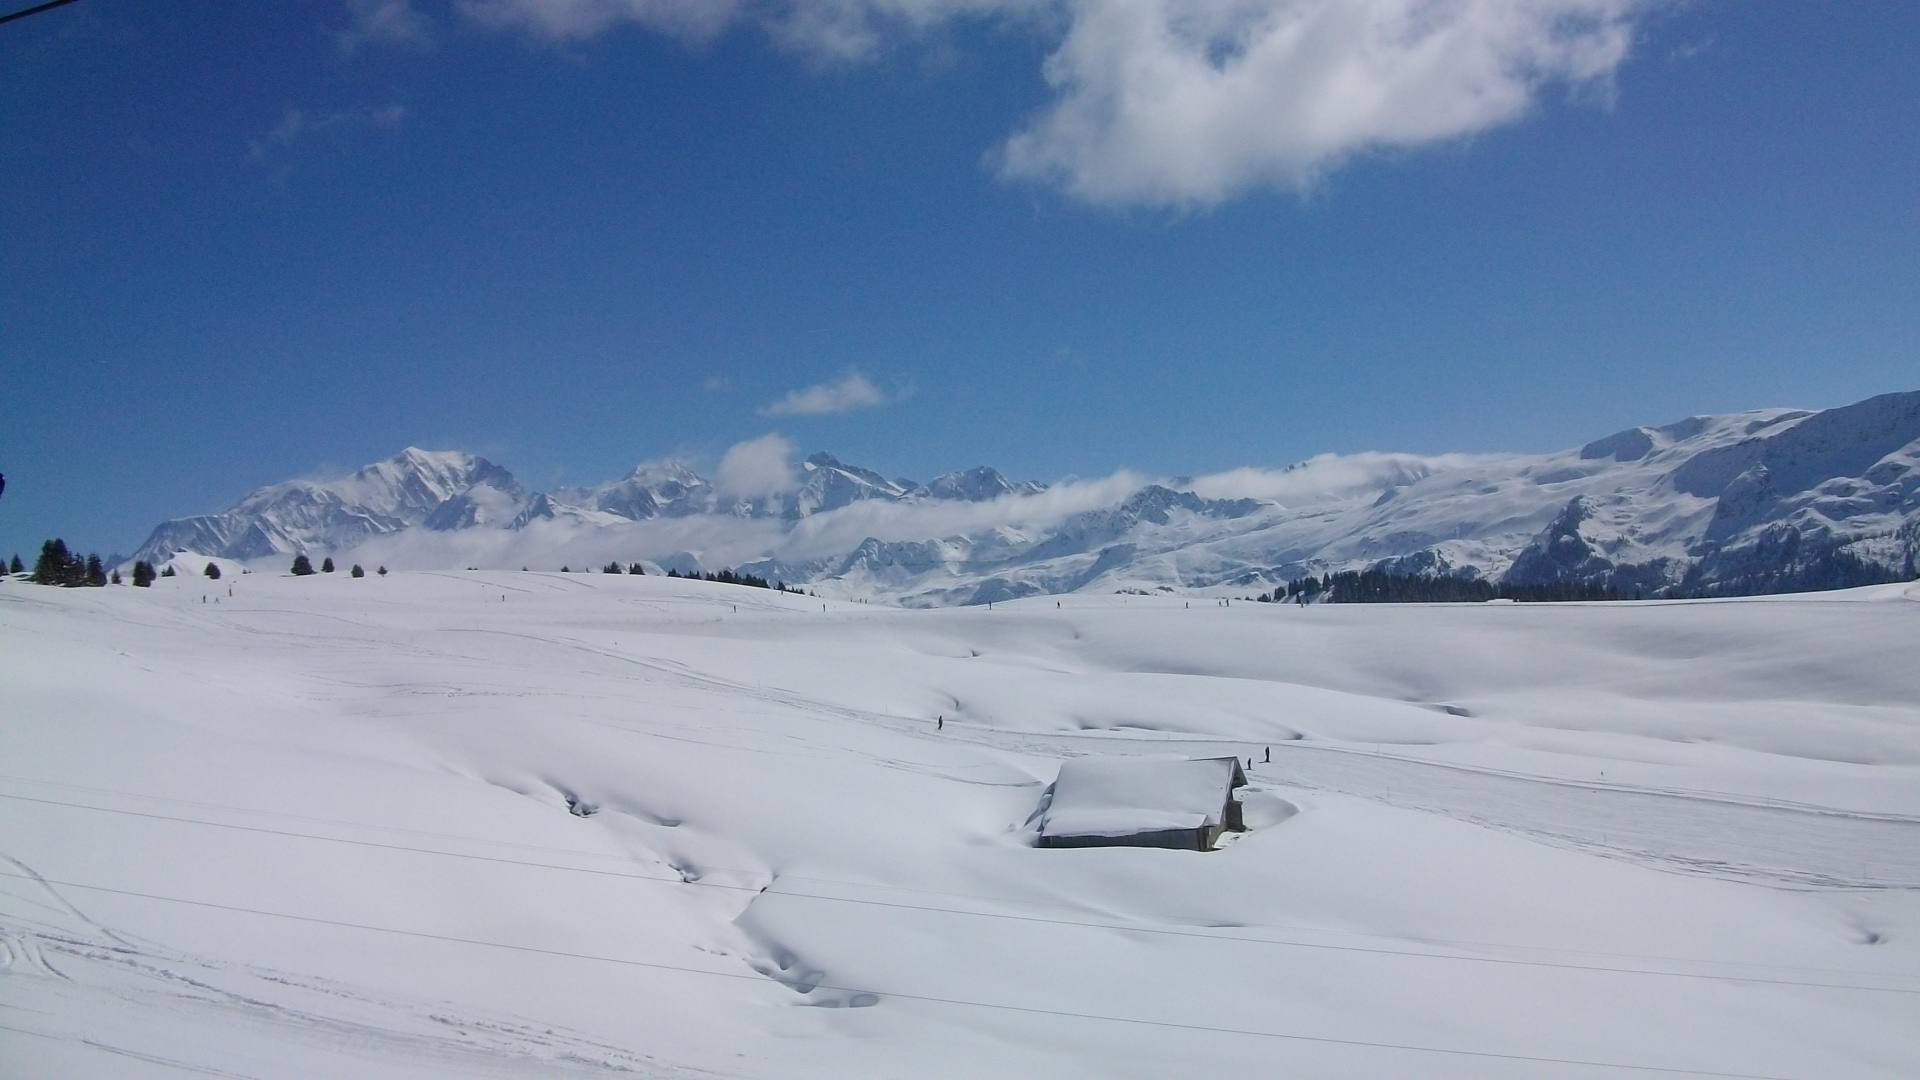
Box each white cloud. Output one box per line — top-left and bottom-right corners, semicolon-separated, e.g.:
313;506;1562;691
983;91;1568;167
996;0;1644;206
316;448;1514;576
759;0;1054;62
759;371;892;416
451;0;1652;207
1187;451;1506;505
249;104;407;161
458;0;1046;54
716;433;801;497
457;0;745;42
774;468;1144;560
338;0;434;52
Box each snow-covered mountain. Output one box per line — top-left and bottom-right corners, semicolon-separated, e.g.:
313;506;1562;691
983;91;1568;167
131;390;1920;603
134;448;527;561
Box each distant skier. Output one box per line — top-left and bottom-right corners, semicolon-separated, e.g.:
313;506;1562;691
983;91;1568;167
937;715;944;731
1263;746;1271;763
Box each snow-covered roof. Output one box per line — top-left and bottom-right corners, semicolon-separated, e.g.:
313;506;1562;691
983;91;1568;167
1040;756;1245;840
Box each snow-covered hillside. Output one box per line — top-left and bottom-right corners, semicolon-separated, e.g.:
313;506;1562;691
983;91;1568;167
4;572;1918;1078
129;390;1920;603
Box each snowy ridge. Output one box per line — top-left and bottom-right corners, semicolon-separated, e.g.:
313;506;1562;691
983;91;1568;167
130;391;1920;601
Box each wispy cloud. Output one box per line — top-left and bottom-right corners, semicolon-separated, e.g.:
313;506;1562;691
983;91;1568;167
447;0;1654;208
759;371;895;417
458;0;746;43
337;0;434;53
248;104;407;161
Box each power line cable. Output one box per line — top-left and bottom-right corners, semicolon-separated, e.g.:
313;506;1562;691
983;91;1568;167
0;867;1827;1080
0;1020;265;1080
0;0;81;27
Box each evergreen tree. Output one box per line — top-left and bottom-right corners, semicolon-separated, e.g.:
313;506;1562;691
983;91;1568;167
32;539;72;584
377;566;387;576
8;554;20;574
204;562;222;580
291;554;315;576
321;557;335;573
132;561;155;587
629;563;645;575
161;565;176;577
560;565;570;573
603;562;623;574
350;564;365;578
110;568;122;585
30;539;97;586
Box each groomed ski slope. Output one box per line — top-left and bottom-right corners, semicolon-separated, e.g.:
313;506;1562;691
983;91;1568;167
4;571;1919;1079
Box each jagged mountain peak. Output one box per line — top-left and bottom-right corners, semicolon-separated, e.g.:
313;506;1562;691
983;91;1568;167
923;465;1045;502
126;391;1920;604
622;460;705;485
801;452;906;489
133;448;523;564
565;460;713;520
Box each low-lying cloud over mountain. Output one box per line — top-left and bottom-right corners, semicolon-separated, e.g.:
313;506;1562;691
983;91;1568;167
134;390;1920;605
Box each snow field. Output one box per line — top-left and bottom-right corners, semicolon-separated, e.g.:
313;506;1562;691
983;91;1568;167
3;570;1918;1078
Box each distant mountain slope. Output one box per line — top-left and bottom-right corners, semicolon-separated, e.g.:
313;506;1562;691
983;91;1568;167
131;390;1920;603
134;448;524;562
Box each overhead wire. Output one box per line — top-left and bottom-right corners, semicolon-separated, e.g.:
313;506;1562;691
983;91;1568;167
0;0;80;27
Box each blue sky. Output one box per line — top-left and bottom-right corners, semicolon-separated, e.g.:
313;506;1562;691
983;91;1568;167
2;0;1915;559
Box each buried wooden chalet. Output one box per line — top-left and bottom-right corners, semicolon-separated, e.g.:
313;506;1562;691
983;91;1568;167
1036;755;1247;851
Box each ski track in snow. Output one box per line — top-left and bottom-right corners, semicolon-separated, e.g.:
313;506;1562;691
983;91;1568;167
4;573;1919;1079
0;855;716;1080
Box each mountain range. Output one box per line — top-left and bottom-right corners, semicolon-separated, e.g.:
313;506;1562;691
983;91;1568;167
131;390;1920;605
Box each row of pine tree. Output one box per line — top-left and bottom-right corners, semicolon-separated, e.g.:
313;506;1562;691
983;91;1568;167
1255;569;1634;604
2;545;794;592
287;554;383;577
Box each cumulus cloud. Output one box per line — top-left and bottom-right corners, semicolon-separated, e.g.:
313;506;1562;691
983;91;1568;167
716;433;801;497
759;371;893;416
997;0;1645;206
449;0;1651;207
